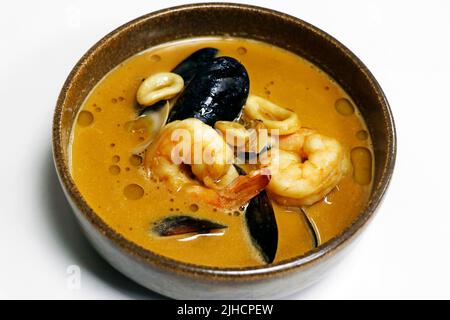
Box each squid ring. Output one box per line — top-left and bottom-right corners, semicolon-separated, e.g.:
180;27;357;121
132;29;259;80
137;72;184;106
243;95;301;135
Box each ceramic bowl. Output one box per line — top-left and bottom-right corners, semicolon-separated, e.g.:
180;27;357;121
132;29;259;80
53;3;396;299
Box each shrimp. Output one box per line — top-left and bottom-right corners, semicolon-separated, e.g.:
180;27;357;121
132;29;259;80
144;118;270;208
262;128;350;206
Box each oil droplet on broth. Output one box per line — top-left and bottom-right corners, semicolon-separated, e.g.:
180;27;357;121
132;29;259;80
335;98;355;116
112;155;120;163
351;147;372;185
236;47;247;55
150;54;161;62
356;129;369;140
124;184;144;200
129;155;142;166
77;111;94;127
189;204;199;212
109;165;121;175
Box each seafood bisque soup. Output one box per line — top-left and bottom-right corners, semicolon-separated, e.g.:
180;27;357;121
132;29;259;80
71;37;373;267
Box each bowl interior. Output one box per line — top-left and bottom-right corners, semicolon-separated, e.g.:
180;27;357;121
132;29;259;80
54;3;395;275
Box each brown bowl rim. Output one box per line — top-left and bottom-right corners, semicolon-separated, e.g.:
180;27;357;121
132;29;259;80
52;2;396;280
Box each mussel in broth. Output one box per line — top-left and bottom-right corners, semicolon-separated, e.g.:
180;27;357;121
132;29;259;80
245;190;278;264
167;56;250;126
234;164;278;263
171;47;218;83
300;207;320;248
152;215;227;237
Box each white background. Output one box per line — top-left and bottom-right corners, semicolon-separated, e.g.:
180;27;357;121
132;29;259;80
1;0;449;299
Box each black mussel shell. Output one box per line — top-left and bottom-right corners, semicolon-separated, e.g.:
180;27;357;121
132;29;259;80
167;56;250;126
236;144;272;164
245;191;278;264
236;161;278;263
152;215;227;237
300;207;319;248
172;47;219;83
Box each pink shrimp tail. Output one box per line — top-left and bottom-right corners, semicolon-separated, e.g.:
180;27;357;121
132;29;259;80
216;168;271;208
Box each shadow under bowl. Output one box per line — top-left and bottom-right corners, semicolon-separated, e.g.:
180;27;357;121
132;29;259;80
52;3;396;299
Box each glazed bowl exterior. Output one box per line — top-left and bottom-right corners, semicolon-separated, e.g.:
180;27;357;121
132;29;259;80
52;3;396;299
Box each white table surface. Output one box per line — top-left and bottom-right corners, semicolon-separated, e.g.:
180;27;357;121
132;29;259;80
1;0;449;299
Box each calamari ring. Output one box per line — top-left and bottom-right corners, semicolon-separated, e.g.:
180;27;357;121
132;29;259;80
137;72;184;106
243;95;301;135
